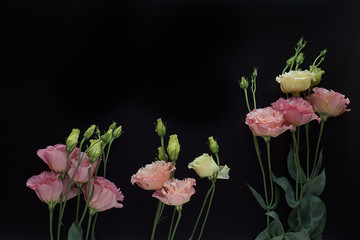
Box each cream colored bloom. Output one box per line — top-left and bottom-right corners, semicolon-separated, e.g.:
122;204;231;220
216;165;230;180
276;70;316;94
188;153;219;178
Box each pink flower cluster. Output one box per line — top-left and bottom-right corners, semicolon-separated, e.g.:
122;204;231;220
245;88;350;137
131;160;196;206
27;144;124;211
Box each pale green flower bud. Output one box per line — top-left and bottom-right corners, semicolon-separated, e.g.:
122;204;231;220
239;77;249;89
102;129;113;144
87;140;103;163
66;129;80;152
286;56;296;66
113;126;123;139
167;134;180;162
157;147;168;161
208;136;219;155
84;125;96;140
296;52;304;65
155;118;166;137
252;67;258;78
109;122;117;130
310;66;325;86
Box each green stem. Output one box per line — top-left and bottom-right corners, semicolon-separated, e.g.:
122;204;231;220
91;212;98;240
85;212;94;240
103;139;114;178
291;131;302;227
197;182;216;240
264;138;274;206
75;185;82;226
243;89;251;112
305;123;310;178
151;201;164;240
168;207;177;240
266;210;270;240
253;135;269;205
49;203;55;240
78;167;93;228
189;181;216;239
312;119;325;177
170;207;182;240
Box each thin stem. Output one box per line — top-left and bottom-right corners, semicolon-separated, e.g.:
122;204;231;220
266;210;270;240
103;139;114;178
49;204;55;240
243;89;251;112
253;135;269;205
291;131;302;227
75;185;82;226
78;167;93;228
264;138;274;206
151;201;164;240
305;123;310;178
197;182;216;240
85;212;94;240
170;208;182;240
168;207;177;240
91;212;98;240
189;181;216;239
312;119;325;177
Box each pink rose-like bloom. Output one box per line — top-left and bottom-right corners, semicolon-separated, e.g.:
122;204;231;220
271;97;321;126
26;171;77;203
37;144;77;173
245;107;295;137
83;177;124;212
68;151;98;184
131;161;176;190
152;178;196;206
307;87;351;117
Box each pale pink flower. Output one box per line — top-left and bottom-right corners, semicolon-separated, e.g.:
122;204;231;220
271;97;320;126
307;87;351;117
37;144;77;174
83;177;124;212
68;151;98;184
245;107;295;137
26;171;77;203
152;178;196;206
131;161;175;190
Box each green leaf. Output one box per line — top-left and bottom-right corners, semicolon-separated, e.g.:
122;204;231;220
311;149;323;178
287;147;306;183
302;170;326;197
284;228;310;240
272;174;299;208
68;223;83;240
247;184;268;210
255;211;284;240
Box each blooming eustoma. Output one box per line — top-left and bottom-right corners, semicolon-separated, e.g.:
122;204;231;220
131;160;175;190
271;97;320;126
245;107;295;137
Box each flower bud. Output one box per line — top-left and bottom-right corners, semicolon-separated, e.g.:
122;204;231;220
252;67;258;78
188;153;219;178
87;140;103;163
167;134;180;162
208;136;219;155
296;52;304;65
66;129;80;152
286;56;295;66
109;122;117;130
155;118;166;137
157;147;168;161
102;129;113;144
239;77;249;89
309;66;325;86
113;126;123;139
84;125;96;140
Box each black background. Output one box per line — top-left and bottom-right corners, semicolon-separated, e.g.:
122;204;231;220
2;0;360;239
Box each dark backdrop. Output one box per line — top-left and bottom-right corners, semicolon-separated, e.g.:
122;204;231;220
2;0;359;239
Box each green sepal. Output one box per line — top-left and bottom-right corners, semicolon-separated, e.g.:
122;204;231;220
287;147;307;183
272;174;299;209
288;193;326;239
302;169;326;197
68;223;83;240
284;228;310;240
247;183;268;210
255;211;284;240
311;149;323;178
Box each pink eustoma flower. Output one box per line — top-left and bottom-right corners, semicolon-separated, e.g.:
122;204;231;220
37;144;77;174
271;97;320;126
68;151;98;185
83;177;124;212
307;87;351;118
26;171;77;204
152;178;196;206
245;107;295;137
131;160;176;190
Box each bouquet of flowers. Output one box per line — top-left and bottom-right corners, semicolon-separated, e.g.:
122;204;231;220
239;38;350;239
26;123;124;240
